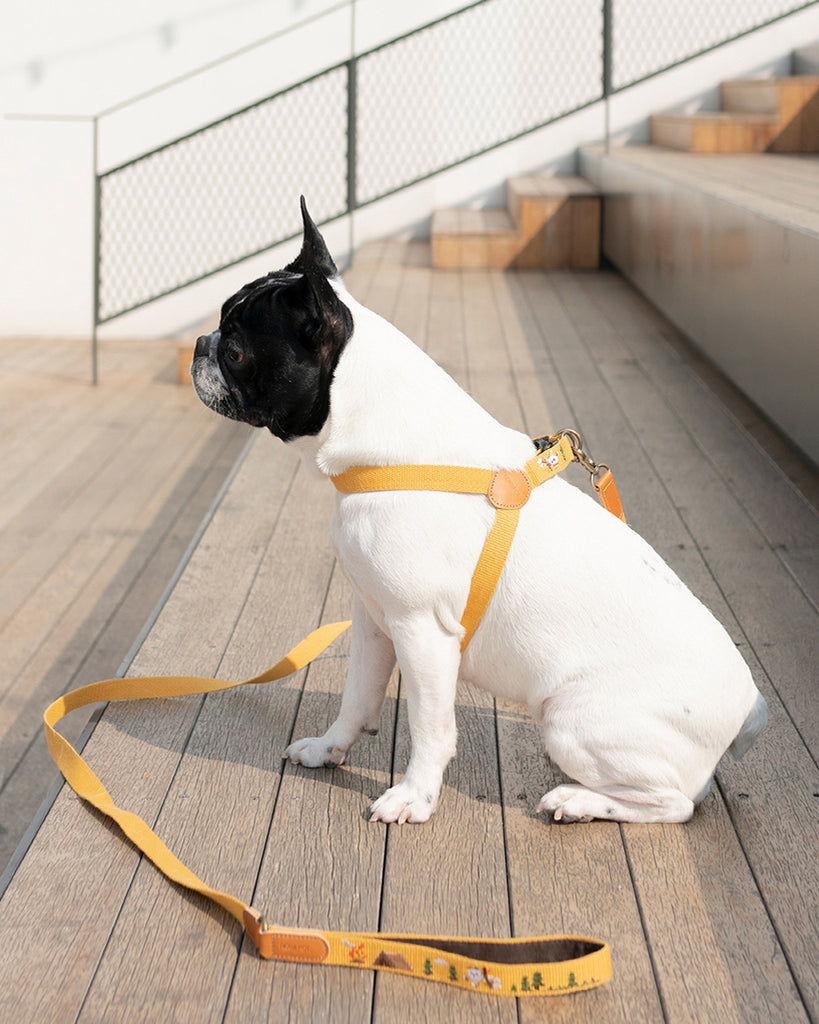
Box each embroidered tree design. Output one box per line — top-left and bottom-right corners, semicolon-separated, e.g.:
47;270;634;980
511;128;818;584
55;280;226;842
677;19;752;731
424;958;433;976
568;972;578;987
520;976;530;992
449;965;457;982
532;971;543;990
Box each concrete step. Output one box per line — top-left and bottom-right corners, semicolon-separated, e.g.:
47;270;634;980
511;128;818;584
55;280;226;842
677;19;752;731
793;41;819;75
431;173;600;270
580;142;819;464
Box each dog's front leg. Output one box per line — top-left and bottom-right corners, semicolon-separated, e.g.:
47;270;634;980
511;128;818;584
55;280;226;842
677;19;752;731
369;617;460;825
284;594;396;768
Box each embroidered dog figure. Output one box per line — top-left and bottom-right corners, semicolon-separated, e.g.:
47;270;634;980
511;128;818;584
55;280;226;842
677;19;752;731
191;198;767;825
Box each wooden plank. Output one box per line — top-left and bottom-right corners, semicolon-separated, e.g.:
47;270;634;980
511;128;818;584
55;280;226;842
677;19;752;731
497;701;664;1023
366;263;515;1023
587;271;819;599
461;268;525;429
0;419;249;871
514;269;815;1022
425;264;467;384
372;682;515;1023
535;269;819;1020
0;339;178;536
224;566;398;1024
570;272;819;750
0;435;298;1023
0;380;149;558
0;405;227;733
487;270;664;1022
435;268;660;1021
75;456;338;1022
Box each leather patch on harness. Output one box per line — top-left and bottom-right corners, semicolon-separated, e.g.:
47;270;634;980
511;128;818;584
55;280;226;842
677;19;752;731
488;469;531;510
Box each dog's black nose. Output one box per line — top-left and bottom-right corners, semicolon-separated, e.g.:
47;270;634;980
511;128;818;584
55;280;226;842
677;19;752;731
194;334;210;359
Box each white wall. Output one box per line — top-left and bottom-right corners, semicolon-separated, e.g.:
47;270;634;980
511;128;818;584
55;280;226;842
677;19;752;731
2;1;819;341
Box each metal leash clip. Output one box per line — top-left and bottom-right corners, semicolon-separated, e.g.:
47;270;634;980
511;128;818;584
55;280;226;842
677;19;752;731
532;429;625;523
535;429;610;493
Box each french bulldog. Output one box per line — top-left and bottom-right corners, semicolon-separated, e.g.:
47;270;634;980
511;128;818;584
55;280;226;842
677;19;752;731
191;198;766;825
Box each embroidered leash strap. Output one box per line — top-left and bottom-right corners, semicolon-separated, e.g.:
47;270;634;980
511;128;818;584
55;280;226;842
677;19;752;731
332;430;626;649
44;622;611;996
243;911;611;995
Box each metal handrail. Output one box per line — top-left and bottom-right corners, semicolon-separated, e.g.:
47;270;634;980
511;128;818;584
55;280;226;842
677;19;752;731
89;0;819;383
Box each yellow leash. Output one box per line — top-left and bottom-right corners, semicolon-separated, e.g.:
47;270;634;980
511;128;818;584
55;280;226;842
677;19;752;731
44;431;620;996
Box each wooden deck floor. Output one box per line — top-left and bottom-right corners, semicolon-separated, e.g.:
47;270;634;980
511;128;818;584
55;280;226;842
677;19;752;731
0;248;817;1023
0;339;250;874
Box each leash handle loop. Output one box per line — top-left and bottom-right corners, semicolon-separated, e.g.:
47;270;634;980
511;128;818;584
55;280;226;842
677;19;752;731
243;908;610;995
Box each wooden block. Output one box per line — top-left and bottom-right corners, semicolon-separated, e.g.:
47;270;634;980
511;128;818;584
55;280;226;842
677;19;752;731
690;117;718;153
571;196;601;269
650;114;693;150
430;232;462;269
771;78;819;152
799;80;819;151
538;199;572;268
487;232;519;268
721;79;778;114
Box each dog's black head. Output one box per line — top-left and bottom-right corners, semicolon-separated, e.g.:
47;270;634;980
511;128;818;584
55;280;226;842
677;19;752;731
191;198;353;440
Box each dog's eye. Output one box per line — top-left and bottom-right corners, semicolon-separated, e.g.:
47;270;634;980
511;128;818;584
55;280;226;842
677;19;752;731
224;343;245;367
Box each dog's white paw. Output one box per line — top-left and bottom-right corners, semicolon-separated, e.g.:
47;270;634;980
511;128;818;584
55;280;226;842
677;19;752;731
369;781;438;824
538;785;596;823
539;782;695;823
284;736;347;768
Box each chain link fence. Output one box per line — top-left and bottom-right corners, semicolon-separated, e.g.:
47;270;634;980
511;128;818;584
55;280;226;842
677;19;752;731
96;0;817;326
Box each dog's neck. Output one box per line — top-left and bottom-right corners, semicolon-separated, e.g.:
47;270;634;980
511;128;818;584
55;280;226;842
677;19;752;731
289;281;533;478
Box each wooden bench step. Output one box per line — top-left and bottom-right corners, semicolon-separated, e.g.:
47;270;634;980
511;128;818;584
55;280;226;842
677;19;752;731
650;111;780;153
431;174;600;270
722;76;819;152
652;75;819;154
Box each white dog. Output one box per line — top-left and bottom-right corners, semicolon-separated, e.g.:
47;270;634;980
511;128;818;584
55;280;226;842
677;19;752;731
191;199;766;825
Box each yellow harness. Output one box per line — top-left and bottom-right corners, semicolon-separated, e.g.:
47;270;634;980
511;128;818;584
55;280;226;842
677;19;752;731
44;431;620;997
332;431;625;650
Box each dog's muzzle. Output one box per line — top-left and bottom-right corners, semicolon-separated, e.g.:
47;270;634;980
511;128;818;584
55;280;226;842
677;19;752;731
195;329;220;360
191;329;234;416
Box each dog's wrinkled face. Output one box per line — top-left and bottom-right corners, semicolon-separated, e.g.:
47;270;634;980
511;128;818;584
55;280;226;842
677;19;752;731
191;198;353;440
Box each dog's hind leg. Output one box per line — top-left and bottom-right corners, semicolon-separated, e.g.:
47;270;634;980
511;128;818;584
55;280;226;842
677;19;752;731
369;615;461;824
284;595;395;768
538;783;694;824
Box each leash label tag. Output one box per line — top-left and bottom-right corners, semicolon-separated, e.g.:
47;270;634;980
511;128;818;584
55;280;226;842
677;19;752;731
244;908;331;962
596;469;626;523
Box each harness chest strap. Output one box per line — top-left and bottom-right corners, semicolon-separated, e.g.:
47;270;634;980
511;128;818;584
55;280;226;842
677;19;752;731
42;430;621;994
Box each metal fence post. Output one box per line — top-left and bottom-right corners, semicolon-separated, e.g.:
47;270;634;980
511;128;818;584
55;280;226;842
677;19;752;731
91;116;100;386
346;56;357;217
602;0;613;152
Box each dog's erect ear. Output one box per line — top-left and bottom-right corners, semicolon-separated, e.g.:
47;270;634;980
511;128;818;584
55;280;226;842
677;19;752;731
278;268;351;373
286;196;338;279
